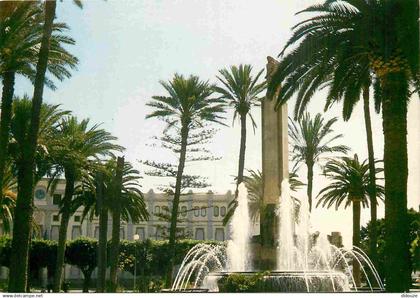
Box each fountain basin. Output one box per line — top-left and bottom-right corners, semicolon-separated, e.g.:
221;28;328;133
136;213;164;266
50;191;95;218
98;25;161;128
202;271;351;292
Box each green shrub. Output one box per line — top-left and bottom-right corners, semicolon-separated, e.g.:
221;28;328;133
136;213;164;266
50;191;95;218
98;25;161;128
218;272;269;292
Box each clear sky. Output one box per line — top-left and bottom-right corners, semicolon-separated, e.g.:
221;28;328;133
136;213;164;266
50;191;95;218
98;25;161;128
14;0;420;247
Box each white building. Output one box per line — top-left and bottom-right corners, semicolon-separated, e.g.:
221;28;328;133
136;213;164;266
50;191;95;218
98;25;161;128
30;178;232;243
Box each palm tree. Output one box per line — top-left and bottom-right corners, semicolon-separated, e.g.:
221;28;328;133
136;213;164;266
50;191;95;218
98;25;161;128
263;3;383;266
268;0;418;291
7;97;68;291
146;73;225;284
289;113;349;212
0;1;77;205
6;0;81;291
317;154;384;287
213;65;266;192
48;116;122;292
73;158;149;292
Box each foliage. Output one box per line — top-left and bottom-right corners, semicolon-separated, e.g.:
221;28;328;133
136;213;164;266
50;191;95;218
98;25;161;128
214;64;265;127
0;236;58;272
0;163;16;233
9;97;70;182
289;113;349;211
360;208;420;279
0;235;219;289
65;237;97;292
218;272;269;292
75;158;149;224
29;239;57;274
410;236;420;272
0;2;78;88
317;155;384;210
65;238;97;272
0;235;12;268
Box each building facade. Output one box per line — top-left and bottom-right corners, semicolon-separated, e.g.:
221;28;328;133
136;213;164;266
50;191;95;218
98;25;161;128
28;179;233;243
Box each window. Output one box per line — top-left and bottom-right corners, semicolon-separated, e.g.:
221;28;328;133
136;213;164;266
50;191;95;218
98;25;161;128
201;207;206;217
220;207;226;217
195;228;205;240
94;226;100;239
215;228;225;241
53;194;61;205
74;215;81;222
193;206;199;217
136;227;145;241
214;206;219;217
71;226;81;239
155;227;163;240
120;227;125;239
154;206;160;215
181;206;187;217
52;214;60;222
51;226;59;241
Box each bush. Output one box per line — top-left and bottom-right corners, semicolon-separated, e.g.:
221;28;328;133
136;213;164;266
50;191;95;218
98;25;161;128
218;272;268;292
65;237;97;292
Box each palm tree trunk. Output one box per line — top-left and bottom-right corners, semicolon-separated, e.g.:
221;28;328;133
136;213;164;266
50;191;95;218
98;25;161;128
382;72;410;292
236;113;247;193
53;171;75;292
8;167;33;292
167;124;189;286
109;157;124;292
362;86;378;266
306;161;314;212
352;199;361;287
8;1;56;292
96;173;107;293
0;71;15;194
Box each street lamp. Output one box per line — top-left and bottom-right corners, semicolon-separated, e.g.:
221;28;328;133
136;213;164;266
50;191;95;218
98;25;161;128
133;234;140;292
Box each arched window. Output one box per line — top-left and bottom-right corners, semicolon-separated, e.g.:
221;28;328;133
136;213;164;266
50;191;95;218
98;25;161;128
194;206;200;217
181;206;187;217
201;207;206;217
214;206;219;217
154;206;160;215
220;206;226;217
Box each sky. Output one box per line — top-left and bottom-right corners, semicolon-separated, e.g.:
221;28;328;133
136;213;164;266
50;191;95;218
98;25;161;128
14;0;420;247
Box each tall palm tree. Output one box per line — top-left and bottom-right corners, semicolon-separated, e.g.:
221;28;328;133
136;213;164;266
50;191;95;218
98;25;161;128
213;65;266;192
289;113;349;212
7;97;68;291
146;73;225;284
317;154;384;287
268;1;419;291
48;116;122;292
7;0;81;291
73;158;149;292
0;1;77;206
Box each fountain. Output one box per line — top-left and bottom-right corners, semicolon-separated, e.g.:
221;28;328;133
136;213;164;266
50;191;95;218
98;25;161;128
170;57;384;292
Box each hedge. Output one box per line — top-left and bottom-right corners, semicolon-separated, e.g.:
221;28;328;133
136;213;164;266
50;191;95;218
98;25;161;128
0;236;219;291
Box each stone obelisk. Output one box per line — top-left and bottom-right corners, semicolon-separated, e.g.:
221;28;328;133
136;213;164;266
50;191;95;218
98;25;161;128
258;56;289;269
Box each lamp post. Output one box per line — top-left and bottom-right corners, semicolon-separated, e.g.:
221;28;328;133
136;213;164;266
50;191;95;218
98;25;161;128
133;233;140;292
